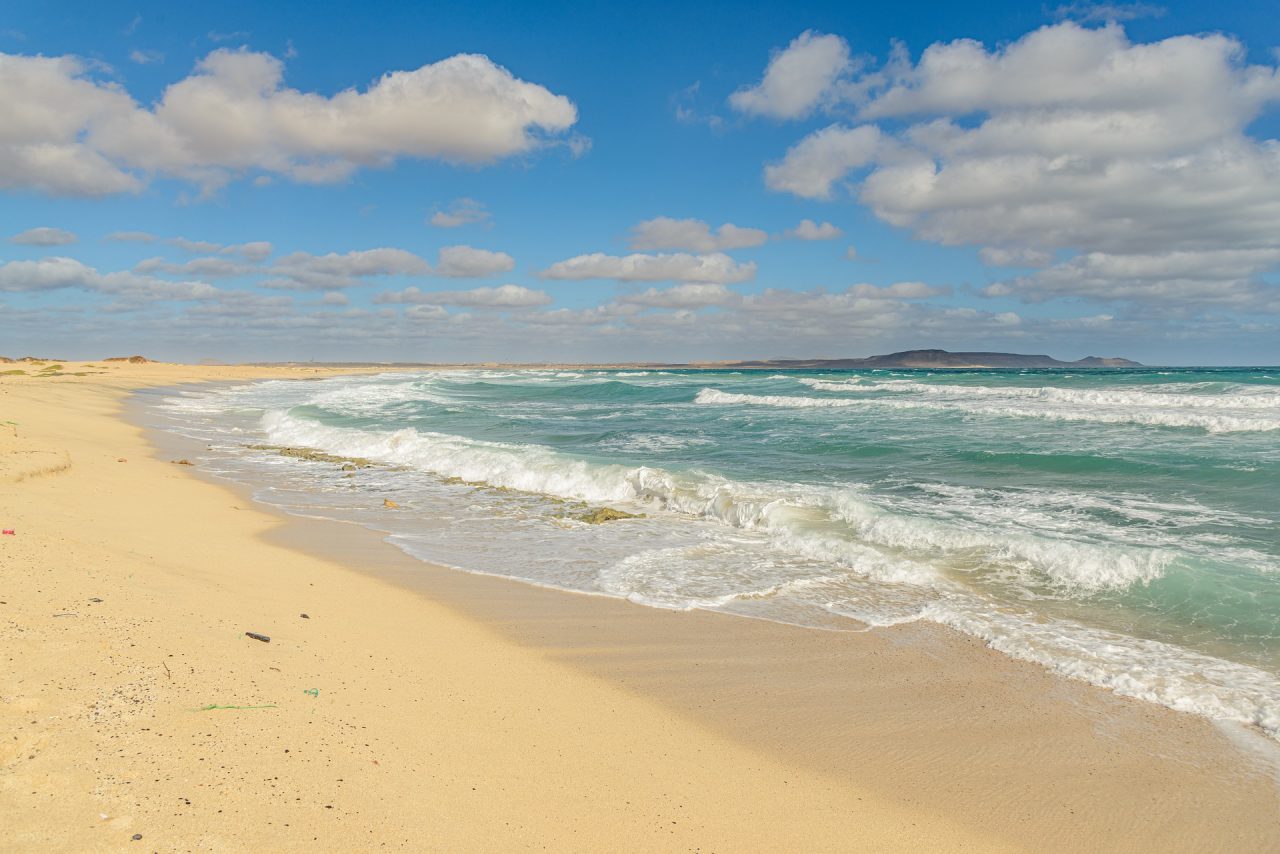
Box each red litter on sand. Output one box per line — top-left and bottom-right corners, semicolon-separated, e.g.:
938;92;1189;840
2;530;14;535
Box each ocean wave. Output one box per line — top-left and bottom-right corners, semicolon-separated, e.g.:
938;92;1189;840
597;433;716;453
263;409;940;586
594;545;856;610
823;491;1171;590
797;377;1280;410
696;388;1280;433
896;481;1277;576
928;603;1280;736
307;380;455;412
261;409;1172;591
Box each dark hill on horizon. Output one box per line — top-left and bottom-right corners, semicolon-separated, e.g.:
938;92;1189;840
722;349;1142;370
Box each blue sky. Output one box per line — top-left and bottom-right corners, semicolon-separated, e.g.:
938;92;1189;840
2;0;1279;364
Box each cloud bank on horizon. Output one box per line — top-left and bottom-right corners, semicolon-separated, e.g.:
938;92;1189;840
1;4;1278;364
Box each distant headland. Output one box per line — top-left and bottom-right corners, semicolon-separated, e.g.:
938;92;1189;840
719;349;1143;370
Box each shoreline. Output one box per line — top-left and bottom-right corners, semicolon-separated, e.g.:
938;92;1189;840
4;362;1279;851
140;376;1280;846
150;369;1280;736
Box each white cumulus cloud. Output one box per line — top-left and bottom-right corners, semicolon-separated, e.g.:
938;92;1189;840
429;198;491;228
730;31;854;119
129;49;164;65
979;247;1054;268
114;234;273;261
435;245;516;278
0;48;579;196
620;283;738;308
1053;2;1165;23
786;219;843;240
134;256;253;278
846;281;950;299
628;217;767;252
376;284;550;308
106;231;158;243
985;249;1280;312
765;125;882;198
0;256;97;291
0;255;223;301
233;241;274;262
541;252;757;284
9;227;77;246
267;248;430;289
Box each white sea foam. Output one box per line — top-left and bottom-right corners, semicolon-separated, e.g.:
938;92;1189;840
308;381;454;412
798;376;1280;410
262;410;636;502
926;602;1280;736
895;481;1277;576
596;545;832;610
260;411;945;587
262;409;1174;591
598;433;715;453
824;491;1172;590
696;388;1280;433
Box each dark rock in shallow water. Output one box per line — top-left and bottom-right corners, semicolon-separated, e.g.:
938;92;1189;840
247;444;374;467
578;507;645;524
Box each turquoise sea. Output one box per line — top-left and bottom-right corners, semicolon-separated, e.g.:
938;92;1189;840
157;367;1280;736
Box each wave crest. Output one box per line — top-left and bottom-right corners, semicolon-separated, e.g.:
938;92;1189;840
695;388;1280;433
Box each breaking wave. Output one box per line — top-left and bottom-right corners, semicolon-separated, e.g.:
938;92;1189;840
696;388;1280;433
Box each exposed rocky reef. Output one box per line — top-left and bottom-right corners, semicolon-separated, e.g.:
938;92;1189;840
247;444;376;467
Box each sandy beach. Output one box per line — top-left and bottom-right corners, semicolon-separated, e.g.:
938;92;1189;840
3;361;1279;853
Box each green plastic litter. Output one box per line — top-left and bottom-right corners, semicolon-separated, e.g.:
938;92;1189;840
194;703;278;711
